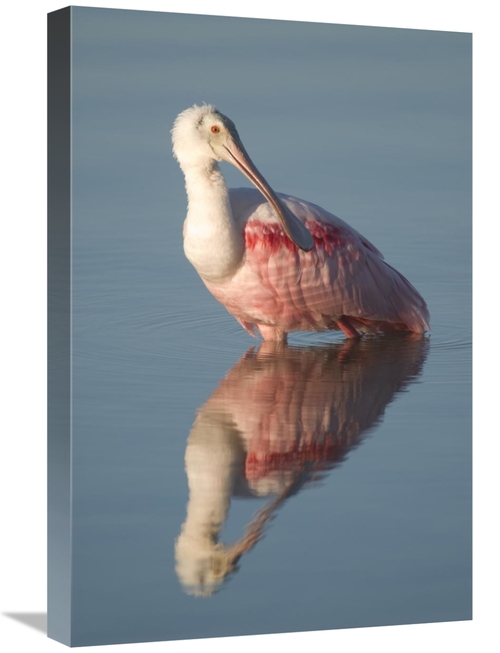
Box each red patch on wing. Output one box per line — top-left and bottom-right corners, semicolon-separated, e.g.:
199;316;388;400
245;220;345;255
245;439;348;481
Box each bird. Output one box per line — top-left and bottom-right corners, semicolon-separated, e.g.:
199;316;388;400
171;103;430;343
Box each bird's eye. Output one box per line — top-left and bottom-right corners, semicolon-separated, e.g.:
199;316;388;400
210;125;221;134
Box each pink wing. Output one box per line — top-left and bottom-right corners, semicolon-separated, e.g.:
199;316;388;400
209;189;429;335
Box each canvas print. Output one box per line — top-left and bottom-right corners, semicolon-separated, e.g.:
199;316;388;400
48;6;472;647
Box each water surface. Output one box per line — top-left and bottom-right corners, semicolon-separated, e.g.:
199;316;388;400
68;7;471;646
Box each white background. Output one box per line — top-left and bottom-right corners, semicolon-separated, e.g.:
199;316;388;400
0;1;497;651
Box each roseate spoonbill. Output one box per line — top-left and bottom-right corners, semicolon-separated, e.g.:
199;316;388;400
171;104;430;342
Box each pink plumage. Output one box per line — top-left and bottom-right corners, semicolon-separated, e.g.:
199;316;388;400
172;104;429;342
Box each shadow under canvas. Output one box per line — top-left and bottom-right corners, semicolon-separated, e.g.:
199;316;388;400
3;613;47;635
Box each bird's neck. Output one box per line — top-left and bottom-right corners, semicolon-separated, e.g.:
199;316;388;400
182;161;245;283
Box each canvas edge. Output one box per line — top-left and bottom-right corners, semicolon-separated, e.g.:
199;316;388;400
47;6;72;647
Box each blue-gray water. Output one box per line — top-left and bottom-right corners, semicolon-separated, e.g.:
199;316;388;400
68;7;471;647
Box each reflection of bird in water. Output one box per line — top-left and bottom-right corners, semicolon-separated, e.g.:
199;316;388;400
172;104;429;343
175;336;428;596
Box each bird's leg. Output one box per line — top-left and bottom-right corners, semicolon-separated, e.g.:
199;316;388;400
257;340;288;358
337;316;361;339
336;337;361;363
258;325;288;345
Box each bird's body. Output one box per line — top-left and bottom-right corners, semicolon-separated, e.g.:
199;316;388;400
172;104;429;342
